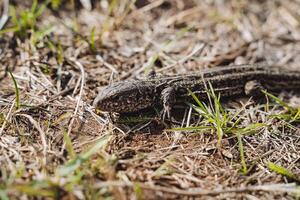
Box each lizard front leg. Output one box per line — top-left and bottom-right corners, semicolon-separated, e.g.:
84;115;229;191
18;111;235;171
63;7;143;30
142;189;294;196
160;86;176;121
244;80;265;97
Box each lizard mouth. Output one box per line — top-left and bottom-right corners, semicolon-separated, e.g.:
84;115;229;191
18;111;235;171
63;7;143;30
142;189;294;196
92;91;112;111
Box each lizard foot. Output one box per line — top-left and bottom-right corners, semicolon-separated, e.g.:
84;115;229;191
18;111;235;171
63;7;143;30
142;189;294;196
160;86;176;121
245;80;265;97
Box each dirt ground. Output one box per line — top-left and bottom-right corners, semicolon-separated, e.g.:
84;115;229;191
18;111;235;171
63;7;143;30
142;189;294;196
0;0;299;199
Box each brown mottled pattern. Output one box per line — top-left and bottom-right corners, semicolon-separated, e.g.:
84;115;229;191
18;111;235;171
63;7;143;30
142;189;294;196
93;64;300;113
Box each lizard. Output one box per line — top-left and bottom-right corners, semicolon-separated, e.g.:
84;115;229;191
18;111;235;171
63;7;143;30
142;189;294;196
93;64;300;118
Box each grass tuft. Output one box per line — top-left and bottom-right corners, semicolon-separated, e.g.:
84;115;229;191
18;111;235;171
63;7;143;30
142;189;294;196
1;0;49;37
57;134;111;176
187;83;229;146
184;85;267;173
0;0;53;50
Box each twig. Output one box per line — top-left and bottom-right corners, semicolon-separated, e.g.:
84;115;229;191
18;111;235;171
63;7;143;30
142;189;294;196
129;0;164;17
17;113;47;165
165;6;202;27
0;100;14;136
93;181;300;196
60;58;85;154
96;54;118;74
80;0;92;11
156;43;206;73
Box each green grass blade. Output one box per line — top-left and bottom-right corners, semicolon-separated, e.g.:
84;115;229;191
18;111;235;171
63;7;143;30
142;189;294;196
234;123;267;135
209;82;226;145
50;0;62;10
10;182;57;198
292;108;300;122
8;71;20;109
108;0;118;14
9;5;19;26
143;53;159;75
31;0;38;13
89;26;96;53
267;162;299;181
262;90;293;111
187;89;208;113
57;134;111;176
133;183;144;200
0;27;20;35
236;132;247;174
35;0;50;18
63;130;76;159
80;134;111;160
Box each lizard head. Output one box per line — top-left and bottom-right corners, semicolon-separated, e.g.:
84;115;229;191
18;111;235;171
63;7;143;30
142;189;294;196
93;81;155;113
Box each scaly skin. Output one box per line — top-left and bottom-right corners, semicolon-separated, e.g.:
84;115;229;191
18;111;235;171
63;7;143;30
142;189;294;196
93;64;300;113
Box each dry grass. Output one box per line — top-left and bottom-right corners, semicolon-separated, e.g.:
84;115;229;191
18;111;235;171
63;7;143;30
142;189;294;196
0;0;300;199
